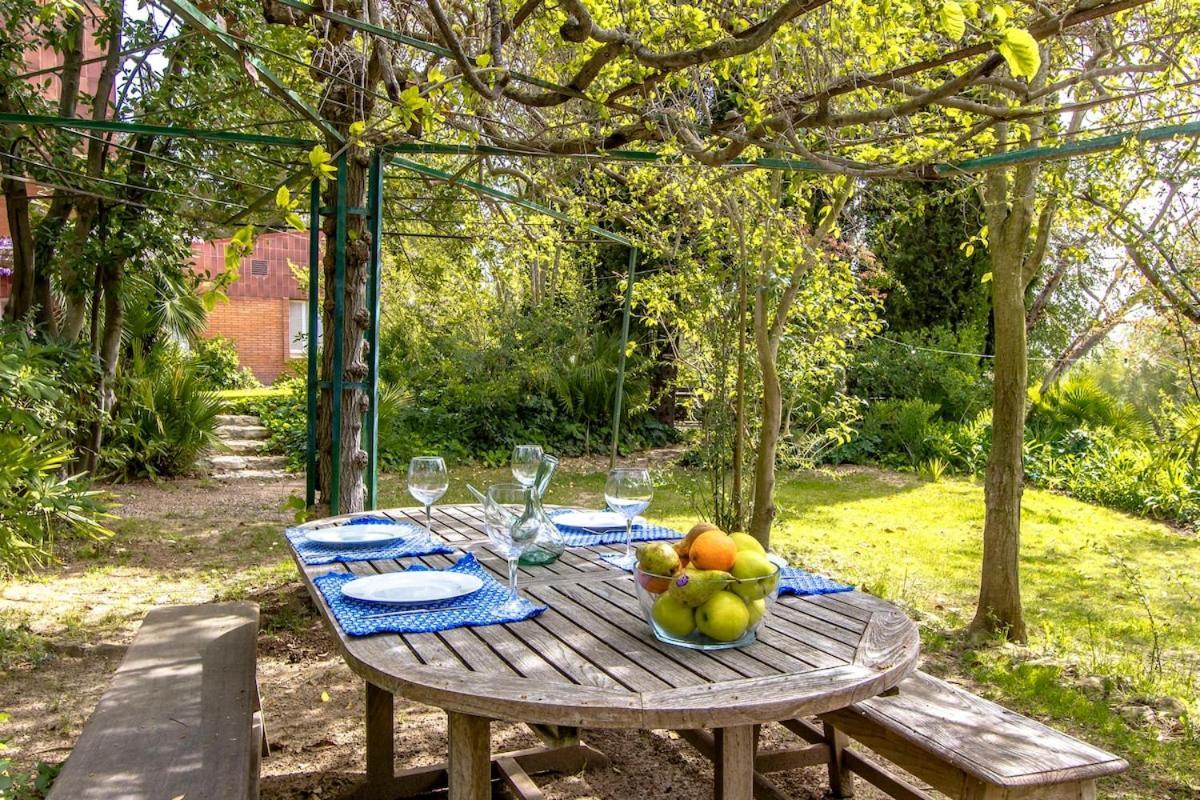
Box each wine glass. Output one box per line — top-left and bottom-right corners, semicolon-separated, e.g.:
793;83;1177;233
485;483;537;614
604;467;653;570
511;444;544;488
407;456;448;544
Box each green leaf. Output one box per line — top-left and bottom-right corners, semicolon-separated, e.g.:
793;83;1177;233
981;271;993;283
428;66;446;83
475;52;491;68
940;1;966;41
275;186;291;208
998;28;1040;80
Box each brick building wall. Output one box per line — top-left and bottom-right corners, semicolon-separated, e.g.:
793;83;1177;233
192;230;314;384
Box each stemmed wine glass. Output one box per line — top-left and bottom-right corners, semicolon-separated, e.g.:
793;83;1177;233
604;467;654;570
407;456;448;544
511;444;544;488
485;483;538;614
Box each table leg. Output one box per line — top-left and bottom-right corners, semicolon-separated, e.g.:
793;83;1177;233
447;711;491;800
714;725;755;800
364;682;394;799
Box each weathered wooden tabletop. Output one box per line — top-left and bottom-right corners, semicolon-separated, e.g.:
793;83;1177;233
289;504;920;800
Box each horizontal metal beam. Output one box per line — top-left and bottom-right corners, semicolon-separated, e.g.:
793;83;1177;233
939;120;1200;174
0;112;315;148
7;113;1198;181
389;155;631;245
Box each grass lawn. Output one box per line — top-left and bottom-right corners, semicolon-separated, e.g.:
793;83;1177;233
382;462;1200;796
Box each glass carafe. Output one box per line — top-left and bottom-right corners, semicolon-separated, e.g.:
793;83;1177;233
516;454;565;565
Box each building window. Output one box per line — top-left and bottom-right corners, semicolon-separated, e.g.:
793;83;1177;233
250;259;269;276
289;300;319;356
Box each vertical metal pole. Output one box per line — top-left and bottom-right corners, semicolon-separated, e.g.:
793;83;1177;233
330;152;348;516
305;179;320;508
609;246;638;469
364;150;383;510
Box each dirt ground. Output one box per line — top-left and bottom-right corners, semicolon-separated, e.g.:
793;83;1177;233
0;473;890;800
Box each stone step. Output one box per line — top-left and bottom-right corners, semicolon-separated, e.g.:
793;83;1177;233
212;468;291;481
207;454;288;471
221;438;270;455
216;414;261;426
216;424;270;440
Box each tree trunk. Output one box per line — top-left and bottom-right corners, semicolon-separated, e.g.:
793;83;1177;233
1;169;36;323
315;147;371;516
731;264;749;531
748;288;780;548
970;243;1028;642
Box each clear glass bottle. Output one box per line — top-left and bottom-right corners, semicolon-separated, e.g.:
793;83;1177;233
516;454;566;565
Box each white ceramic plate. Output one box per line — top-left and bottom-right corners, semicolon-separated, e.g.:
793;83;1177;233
305;524;414;547
341;572;484;606
553;510;645;530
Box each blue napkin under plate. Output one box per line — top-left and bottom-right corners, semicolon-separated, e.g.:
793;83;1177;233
313;553;545;636
287;521;453;565
549;509;683;547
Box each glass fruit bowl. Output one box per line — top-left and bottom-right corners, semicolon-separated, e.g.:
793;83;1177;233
633;562;781;650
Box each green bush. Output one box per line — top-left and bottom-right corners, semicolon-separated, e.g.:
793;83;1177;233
250;377;307;470
103;346;223;479
849;327;992;421
216;386;288;414
189;335;260;390
0;325;109;571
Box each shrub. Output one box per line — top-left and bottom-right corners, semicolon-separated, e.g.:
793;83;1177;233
0;325;109;571
189;335;260;390
849;327;992;421
250;377;307;470
103;347;222;479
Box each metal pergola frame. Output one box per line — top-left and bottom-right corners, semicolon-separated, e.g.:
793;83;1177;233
3;0;1198;514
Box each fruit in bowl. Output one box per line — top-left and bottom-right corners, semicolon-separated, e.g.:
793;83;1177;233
634;525;780;650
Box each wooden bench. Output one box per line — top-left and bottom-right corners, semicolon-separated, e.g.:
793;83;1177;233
48;602;265;800
806;671;1128;800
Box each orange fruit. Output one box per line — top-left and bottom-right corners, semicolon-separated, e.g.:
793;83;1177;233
638;571;671;594
676;522;719;557
689;530;738;571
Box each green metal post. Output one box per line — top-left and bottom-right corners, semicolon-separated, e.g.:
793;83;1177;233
305;179;320;507
609;247;639;469
330;153;348;515
364;150;383;510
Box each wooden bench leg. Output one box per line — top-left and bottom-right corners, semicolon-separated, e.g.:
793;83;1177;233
823;721;854;798
364;682;395;800
447;712;491;800
714;725;755;800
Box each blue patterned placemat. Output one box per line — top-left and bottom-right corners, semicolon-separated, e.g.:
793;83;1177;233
778;566;853;596
287;519;453;565
313;554;545;637
549;509;684;547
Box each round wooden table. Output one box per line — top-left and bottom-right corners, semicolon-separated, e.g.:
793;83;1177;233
290;504;920;800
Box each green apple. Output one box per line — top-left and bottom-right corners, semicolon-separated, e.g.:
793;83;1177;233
730;551;777;601
652;593;696;639
695;591;750;642
745;598;767;627
729;532;766;554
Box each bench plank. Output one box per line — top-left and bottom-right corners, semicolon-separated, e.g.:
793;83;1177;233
822;671;1127;792
48;602;260;800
